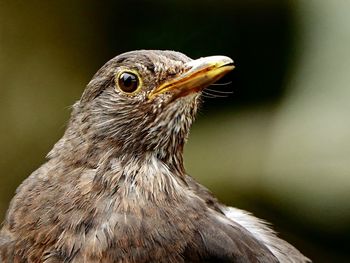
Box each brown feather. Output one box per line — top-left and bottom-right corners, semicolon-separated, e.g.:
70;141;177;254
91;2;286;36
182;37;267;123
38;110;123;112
0;50;310;263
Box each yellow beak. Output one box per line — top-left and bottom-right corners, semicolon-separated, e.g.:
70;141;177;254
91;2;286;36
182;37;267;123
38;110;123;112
148;55;234;100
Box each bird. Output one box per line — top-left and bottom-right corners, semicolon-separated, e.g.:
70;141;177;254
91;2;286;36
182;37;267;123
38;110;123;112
0;50;310;263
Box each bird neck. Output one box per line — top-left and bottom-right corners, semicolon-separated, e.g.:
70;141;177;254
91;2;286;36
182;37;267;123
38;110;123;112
48;101;192;178
152;141;186;176
49;135;186;177
93;152;187;197
48;127;187;180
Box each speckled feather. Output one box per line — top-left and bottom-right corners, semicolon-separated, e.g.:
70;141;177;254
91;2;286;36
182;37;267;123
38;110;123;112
0;50;310;263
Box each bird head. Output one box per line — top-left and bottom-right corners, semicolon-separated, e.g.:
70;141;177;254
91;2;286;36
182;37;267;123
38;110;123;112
54;50;234;170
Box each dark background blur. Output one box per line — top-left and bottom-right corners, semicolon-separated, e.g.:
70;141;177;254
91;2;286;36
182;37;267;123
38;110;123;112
1;0;349;262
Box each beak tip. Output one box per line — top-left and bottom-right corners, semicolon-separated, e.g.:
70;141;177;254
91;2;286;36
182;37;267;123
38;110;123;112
215;55;234;66
187;55;234;70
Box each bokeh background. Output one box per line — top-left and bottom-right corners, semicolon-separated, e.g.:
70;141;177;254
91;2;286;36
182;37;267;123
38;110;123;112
0;0;349;261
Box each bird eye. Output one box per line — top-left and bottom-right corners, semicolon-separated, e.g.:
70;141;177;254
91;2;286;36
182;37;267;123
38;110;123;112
116;71;141;94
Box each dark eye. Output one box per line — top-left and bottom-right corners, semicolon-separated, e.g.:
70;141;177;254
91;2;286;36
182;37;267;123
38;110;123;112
117;72;140;93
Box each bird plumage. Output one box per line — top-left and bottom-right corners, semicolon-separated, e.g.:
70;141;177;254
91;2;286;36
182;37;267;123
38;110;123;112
0;50;310;262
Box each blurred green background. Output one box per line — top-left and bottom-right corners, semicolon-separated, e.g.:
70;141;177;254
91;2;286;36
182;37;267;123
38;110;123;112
0;0;349;262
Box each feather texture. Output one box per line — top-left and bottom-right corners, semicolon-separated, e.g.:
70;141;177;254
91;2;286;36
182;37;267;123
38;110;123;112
0;50;310;262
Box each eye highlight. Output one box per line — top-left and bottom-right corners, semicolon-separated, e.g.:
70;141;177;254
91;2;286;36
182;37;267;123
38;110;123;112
115;70;141;94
